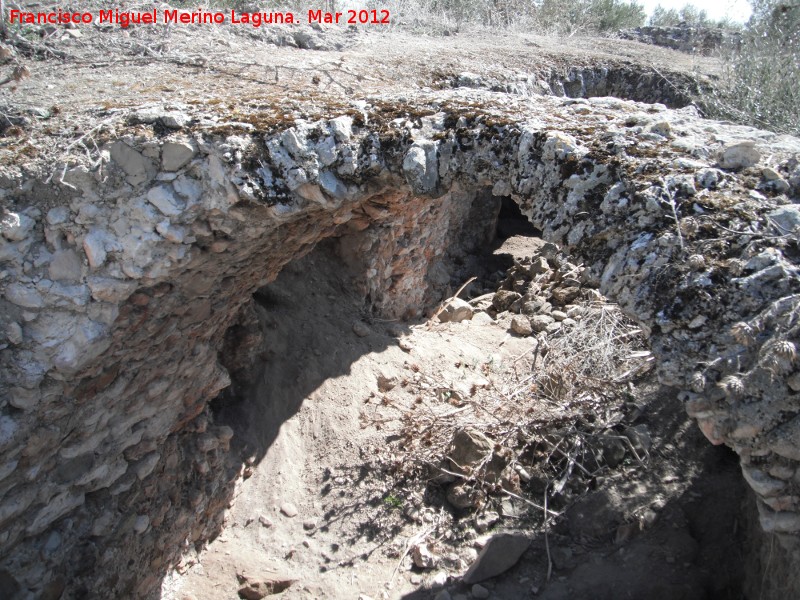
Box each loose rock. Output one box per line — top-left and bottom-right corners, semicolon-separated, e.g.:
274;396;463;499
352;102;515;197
353;321;371;337
438;298;474;323
462;533;530;584
510;316;532;336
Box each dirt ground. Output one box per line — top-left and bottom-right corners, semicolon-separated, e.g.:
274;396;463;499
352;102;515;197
2;10;719;155
160;232;747;600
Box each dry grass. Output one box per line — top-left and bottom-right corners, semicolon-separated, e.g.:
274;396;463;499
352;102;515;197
364;288;654;537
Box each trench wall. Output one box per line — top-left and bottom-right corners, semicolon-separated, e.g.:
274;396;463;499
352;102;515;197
1;91;799;597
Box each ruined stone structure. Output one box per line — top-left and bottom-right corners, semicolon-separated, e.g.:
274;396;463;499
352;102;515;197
619;24;742;55
1;90;799;597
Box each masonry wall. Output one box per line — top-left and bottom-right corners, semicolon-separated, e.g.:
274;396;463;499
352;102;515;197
1;92;799;597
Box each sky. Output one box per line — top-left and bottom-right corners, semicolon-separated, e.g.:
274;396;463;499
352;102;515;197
637;0;753;23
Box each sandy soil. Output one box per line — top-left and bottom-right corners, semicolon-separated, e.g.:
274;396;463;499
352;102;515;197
161;235;746;600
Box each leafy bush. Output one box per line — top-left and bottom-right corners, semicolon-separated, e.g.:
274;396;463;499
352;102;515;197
706;1;799;135
535;0;646;34
648;4;709;27
389;0;646;32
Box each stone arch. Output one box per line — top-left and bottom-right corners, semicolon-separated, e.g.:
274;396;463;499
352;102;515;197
1;94;799;596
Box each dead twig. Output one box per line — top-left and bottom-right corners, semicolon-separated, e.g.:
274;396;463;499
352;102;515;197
544;486;553;582
388;525;433;589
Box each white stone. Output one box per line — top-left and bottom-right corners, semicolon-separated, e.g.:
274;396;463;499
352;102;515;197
26;491;85;535
1;211;35;241
688;315;707;329
471;312;494;325
757;501;800;534
173;175;203;204
742;466;786;497
156;221;186;244
319;170;349;199
132;452;161;480
5;322;22;345
438;298;474;323
4;283;44;308
161;112;189;129
147;186;185;217
8;387;39;411
83;232;108;268
110;141;156;186
161;141;196;171
769;206;800;234
296;183;328;205
719;141;760;170
329;115;352;142
411;543;437;569
403;142;438;194
510;316;532;336
48;249;83;282
133;514;150;533
46;207;69;225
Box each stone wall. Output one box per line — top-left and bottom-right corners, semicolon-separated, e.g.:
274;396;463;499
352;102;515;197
619;24;742;55
1;91;799;597
450;64;701;108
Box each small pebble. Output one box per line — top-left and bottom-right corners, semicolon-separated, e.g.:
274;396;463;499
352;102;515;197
280;502;298;518
259;514;273;528
472;583;490;599
353;321;371;337
303;520;316;531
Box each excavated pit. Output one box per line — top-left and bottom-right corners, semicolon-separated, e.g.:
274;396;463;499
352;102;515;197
1;90;800;599
192;222;751;599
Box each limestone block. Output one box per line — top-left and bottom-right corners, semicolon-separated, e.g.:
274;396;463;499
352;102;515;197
110;141;156;186
48;249;82;283
719;141;760;170
161;142;196;172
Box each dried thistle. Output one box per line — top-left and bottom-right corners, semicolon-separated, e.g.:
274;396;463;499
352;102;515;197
730;321;755;346
728;259;746;276
773;340;797;362
722;375;745;398
0;44;14;63
761;340;797;374
690;372;706;393
12;65;30;82
687;254;706;271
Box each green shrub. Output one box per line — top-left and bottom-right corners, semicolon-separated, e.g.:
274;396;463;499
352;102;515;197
649;4;709;27
391;0;646;32
706;1;799;135
534;0;646;34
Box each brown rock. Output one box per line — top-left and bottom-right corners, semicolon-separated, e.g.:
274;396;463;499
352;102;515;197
237;577;294;599
510;316;532;336
492;290;521;312
550;286;580;305
462;532;530;584
448;428;492;475
447;482;484;509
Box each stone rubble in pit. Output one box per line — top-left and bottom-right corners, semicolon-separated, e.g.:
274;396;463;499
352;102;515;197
0;89;799;597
